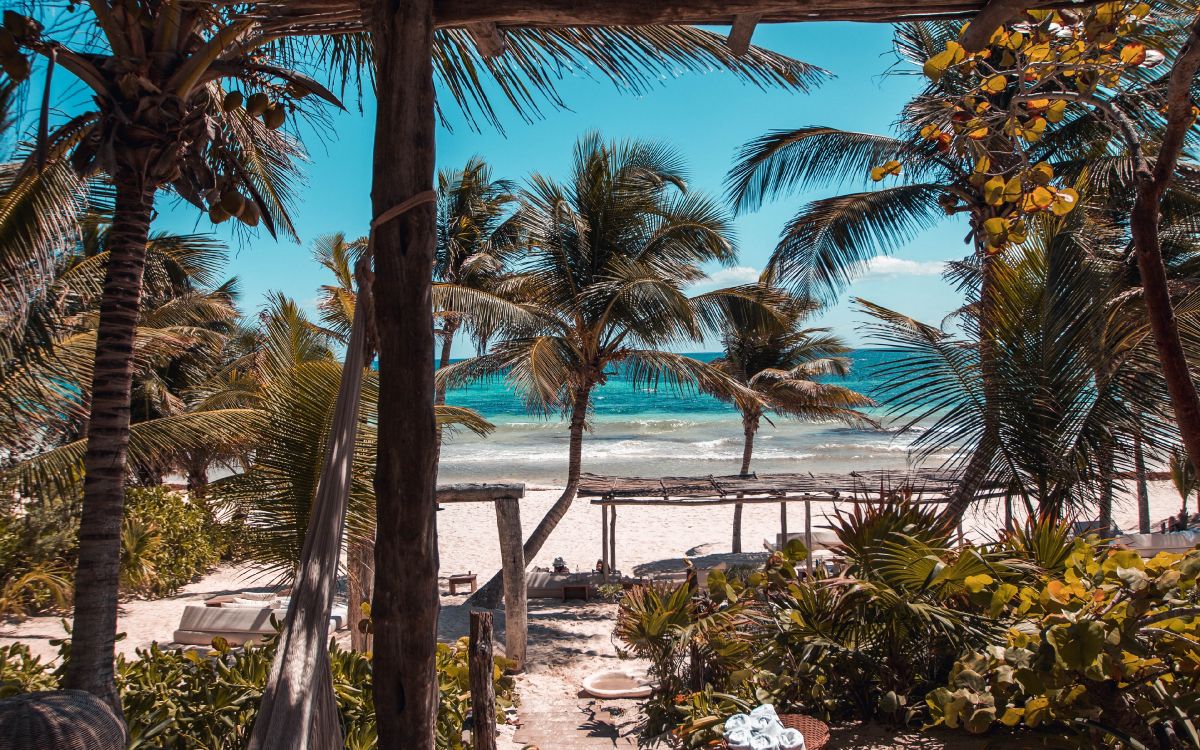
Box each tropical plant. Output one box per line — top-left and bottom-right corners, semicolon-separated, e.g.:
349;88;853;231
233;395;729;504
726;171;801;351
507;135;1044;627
0;631;516;750
1171;447;1197;523
927;541;1200;749
440;132;770;606
710;287;875;551
859;207;1181;523
434;157;520;404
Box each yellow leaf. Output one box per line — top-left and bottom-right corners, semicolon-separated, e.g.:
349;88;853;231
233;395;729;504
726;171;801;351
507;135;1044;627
1025;98;1050;111
919;123;941;140
1030;162;1054;185
973;156;991;174
968;126;989;140
1023;186;1056;211
1026;43;1052;62
1003;176;1024;203
924;42;964;82
983;74;1007;93
983;217;1009;239
983;176;1006;206
1121;42;1147;66
1051;188;1080;216
1046;99;1068;123
965;574;994;593
870;160;902;182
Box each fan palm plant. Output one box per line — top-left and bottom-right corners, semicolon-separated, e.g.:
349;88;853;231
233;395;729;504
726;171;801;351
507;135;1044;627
710;288;876;552
440;133;771;606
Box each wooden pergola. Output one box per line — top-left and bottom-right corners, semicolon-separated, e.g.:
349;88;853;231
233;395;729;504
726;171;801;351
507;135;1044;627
580;470;1009;575
288;2;1106;747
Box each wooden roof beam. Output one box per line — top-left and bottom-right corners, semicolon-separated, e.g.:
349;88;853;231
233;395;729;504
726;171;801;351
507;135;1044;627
466;21;507;58
727;12;761;56
432;0;1098;27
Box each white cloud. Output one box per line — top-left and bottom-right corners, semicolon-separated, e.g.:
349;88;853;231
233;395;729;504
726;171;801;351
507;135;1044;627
688;265;761;292
854;256;945;279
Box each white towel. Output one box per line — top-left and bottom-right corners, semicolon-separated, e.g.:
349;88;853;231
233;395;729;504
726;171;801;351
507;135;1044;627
750;735;778;750
750;715;783;739
724;714;751;733
724;727;754;750
750;704;779;721
777;728;806;750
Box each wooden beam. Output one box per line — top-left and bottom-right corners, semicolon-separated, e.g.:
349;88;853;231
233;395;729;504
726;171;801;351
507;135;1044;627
958;0;1024;51
609;506;617;574
437;483;525;503
589;494;956;507
468;611;498;750
780;501;788;546
432;0;1097;27
727;12;761;56
466;21;506;58
494;498;527;672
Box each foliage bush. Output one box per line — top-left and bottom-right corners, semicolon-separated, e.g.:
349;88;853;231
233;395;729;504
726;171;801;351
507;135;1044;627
0;633;515;749
617;501;1200;749
0;495;77;620
122;486;225;597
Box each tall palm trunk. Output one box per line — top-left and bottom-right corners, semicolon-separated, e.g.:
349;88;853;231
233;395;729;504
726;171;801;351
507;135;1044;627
941;243;998;526
469;383;591;607
370;0;439;745
1135;435;1151;534
435;316;459;407
1098;438;1114;532
1132;17;1200;479
732;411;759;553
63;167;154;712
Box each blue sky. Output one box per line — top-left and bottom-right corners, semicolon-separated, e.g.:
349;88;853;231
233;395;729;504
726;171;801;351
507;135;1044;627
151;21;971;354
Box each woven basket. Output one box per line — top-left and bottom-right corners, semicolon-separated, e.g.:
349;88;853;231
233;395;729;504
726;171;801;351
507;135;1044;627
0;690;127;750
718;713;830;750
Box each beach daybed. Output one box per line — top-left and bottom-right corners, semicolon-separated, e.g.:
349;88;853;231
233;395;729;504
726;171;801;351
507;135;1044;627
526;571;615;599
173;597;347;646
1114;531;1200;558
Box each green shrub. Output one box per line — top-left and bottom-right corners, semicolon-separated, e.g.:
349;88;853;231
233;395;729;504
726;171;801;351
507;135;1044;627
1;633;515;749
0;495;78;620
122;486;223;597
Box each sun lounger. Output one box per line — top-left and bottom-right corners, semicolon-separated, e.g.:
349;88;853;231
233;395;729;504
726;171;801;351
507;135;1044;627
771;530;840;554
1114;531;1200;558
526;571;605;599
173;601;347;646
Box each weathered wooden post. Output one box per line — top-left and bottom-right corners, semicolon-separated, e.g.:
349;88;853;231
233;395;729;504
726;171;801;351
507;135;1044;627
780;501;788;548
609;505;618;573
804;497;813;576
493;498;527;672
601;504;610;580
469;611;498;750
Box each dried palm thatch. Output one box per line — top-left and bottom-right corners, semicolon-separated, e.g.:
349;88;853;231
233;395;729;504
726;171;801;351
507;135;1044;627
0;690;126;750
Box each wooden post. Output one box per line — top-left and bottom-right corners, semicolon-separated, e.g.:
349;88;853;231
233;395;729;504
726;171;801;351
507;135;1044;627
469;611;498;750
780;501;788;548
369;0;440;746
609;506;617;574
804;497;813;576
493;498;527;672
727;12;762;55
1004;494;1013;533
601;504;610;580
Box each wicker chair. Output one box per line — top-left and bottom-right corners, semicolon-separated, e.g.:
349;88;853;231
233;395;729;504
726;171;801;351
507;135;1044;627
719;713;830;750
0;690;127;750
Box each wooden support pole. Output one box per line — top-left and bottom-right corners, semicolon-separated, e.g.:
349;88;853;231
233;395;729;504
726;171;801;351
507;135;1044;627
369;0;439;746
727;12;762;56
601;504;610;580
469;611;498;750
609;506;617;574
493;499;527;672
465;21;507;58
958;0;1024;51
804;497;813;576
780;501;788;547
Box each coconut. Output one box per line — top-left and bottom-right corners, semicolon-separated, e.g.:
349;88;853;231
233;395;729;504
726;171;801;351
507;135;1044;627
219;190;246;217
263;106;286;130
222;91;244;112
245;92;270;116
209;205;231;224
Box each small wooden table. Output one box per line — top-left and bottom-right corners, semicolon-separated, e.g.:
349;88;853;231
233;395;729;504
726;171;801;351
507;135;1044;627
562;583;590;601
448;573;477;594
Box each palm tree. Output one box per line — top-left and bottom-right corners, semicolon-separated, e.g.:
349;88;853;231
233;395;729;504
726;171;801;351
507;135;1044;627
434;157;519;407
5;7;343;705
710;289;875;552
723;21;1156;524
859;209;1181;524
440;133;771;605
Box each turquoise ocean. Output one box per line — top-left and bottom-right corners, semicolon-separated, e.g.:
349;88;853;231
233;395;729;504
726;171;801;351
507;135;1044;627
438;349;952;484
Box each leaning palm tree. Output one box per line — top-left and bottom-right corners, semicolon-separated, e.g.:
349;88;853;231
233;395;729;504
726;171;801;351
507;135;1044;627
441;133;768;606
710;289;875;552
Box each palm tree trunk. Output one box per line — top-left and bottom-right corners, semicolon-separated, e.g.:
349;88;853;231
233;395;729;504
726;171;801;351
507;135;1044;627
941;244;999;526
469;383;591;608
186;458;209;501
1131;16;1200;480
369;0;439;746
347;535;374;652
63;166;154;713
1135;435;1150;534
435;317;459;407
733;412;758;554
